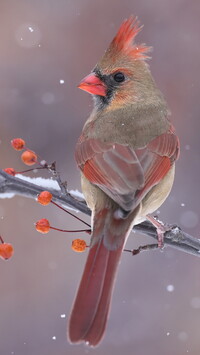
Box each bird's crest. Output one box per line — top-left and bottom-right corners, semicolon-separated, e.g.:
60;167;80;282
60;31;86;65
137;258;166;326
109;16;151;60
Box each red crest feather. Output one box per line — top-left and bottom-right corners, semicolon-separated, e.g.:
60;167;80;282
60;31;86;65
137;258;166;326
111;16;151;60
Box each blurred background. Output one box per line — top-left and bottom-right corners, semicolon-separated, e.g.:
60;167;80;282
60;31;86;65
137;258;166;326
0;0;200;354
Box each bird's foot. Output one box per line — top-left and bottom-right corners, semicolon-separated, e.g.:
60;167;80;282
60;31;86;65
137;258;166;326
146;215;170;249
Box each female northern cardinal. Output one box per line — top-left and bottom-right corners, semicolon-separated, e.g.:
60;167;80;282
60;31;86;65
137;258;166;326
68;16;179;346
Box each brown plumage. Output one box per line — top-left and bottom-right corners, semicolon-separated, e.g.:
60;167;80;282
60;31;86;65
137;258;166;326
68;16;180;346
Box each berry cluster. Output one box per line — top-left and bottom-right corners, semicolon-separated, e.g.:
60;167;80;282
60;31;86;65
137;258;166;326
35;191;89;252
4;138;38;177
1;138;90;260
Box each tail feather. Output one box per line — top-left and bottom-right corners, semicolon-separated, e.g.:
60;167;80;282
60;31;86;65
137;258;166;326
68;207;138;346
68;238;110;342
85;246;123;346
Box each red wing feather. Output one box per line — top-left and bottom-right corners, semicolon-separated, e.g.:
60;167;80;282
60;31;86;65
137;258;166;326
75;132;179;211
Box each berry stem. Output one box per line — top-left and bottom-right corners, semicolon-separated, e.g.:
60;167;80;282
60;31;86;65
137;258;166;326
51;201;91;228
0;236;4;244
50;226;91;234
17;166;47;174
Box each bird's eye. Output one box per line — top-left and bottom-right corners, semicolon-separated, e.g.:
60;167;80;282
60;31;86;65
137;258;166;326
113;72;125;83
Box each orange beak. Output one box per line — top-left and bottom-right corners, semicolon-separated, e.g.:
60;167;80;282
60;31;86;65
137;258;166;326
78;73;107;96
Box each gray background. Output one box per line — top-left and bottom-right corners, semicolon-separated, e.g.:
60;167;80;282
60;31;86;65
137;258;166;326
1;1;200;354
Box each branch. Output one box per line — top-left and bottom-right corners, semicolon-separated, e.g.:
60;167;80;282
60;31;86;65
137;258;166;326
0;169;199;257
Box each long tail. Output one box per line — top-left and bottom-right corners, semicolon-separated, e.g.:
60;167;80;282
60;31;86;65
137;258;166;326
68;207;138;346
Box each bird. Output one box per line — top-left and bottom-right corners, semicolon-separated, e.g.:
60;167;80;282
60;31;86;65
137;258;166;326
68;16;180;347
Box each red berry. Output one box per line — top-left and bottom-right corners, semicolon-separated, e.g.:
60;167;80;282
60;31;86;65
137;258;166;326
11;138;25;151
21;150;37;166
35;218;50;234
71;239;87;252
37;191;52;205
0;243;14;260
3;168;16;176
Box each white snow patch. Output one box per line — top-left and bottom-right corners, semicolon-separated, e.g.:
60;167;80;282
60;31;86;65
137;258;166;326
69;189;84;199
0;175;60;199
16;174;60;190
0;175;84;207
0;192;15;199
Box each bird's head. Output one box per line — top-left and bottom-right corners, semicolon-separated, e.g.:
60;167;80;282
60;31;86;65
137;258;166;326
78;16;157;111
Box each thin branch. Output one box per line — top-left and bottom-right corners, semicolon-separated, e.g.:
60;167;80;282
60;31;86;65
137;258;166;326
0;169;199;257
0;169;89;215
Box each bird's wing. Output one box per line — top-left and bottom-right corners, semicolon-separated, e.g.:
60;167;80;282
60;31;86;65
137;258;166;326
75;130;179;211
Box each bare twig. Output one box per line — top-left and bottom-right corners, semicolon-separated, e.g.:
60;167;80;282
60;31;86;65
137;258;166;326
46;161;68;195
0;168;199;257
